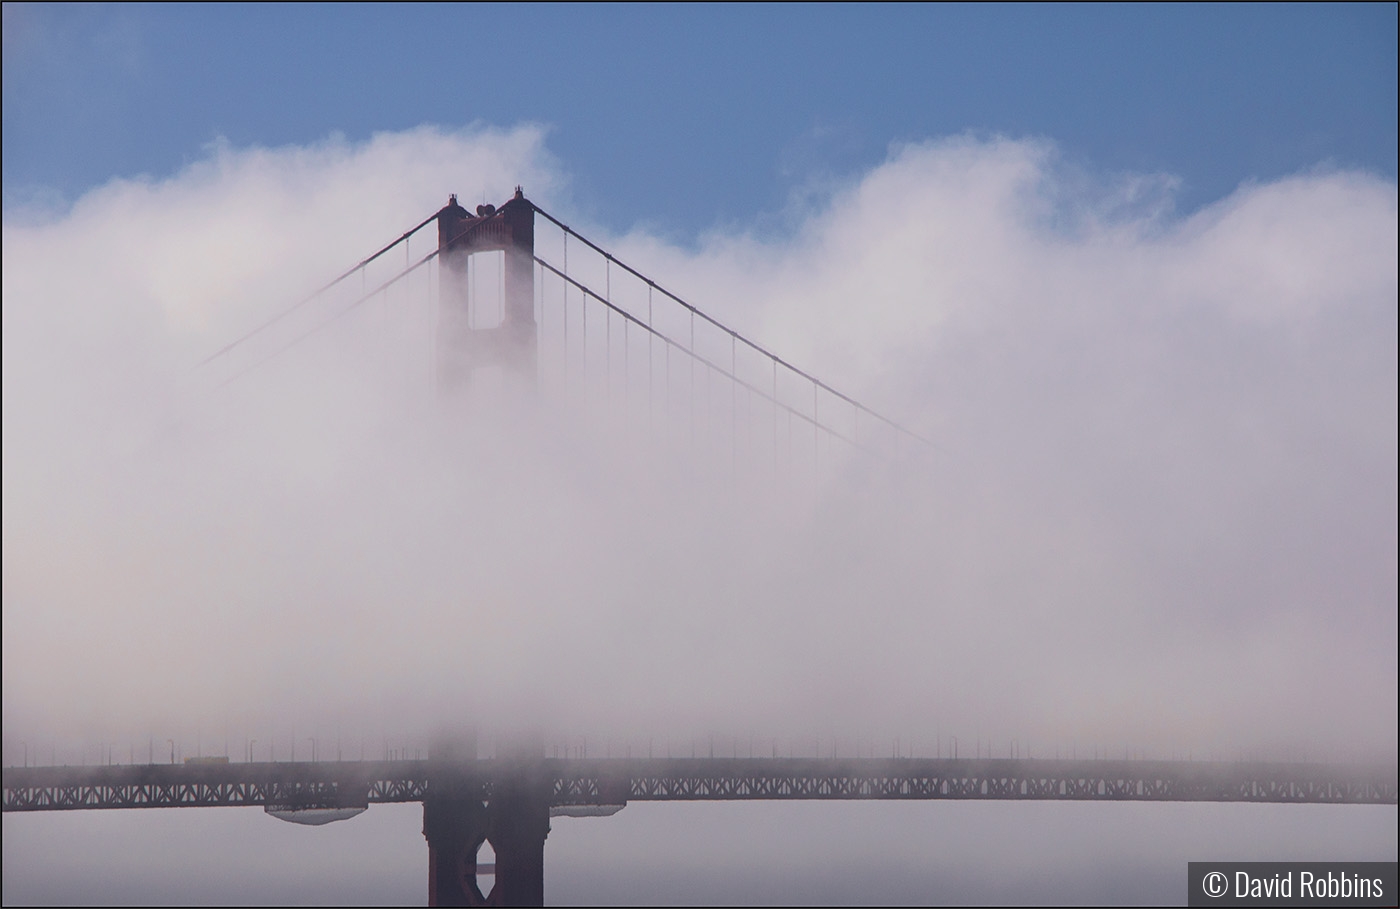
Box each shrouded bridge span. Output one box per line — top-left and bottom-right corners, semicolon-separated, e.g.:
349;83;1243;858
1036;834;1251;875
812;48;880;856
4;757;1395;813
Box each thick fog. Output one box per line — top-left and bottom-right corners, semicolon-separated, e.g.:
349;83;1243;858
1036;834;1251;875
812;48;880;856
3;125;1396;768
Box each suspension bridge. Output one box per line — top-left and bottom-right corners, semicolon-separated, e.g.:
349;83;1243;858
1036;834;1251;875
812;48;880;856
3;189;1395;906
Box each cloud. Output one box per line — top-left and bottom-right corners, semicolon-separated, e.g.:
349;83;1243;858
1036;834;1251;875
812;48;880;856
3;127;1395;764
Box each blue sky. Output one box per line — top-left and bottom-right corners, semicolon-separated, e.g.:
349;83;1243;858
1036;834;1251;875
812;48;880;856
3;5;1397;906
4;3;1396;235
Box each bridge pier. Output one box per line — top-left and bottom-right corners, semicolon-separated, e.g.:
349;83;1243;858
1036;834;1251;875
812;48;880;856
423;734;551;907
424;793;491;906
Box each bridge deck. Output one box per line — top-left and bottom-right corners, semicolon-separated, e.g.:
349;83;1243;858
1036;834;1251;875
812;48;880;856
4;757;1395;812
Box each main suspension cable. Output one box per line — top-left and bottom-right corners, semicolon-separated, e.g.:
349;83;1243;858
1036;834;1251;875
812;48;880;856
531;203;933;448
208;248;440;393
195;211;439;368
535;255;864;449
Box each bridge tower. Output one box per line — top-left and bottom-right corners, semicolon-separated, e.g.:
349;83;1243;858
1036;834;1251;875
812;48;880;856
429;193;546;904
435;189;536;392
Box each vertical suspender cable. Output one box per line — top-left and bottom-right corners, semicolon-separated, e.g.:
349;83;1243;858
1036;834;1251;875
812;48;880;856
563;233;569;383
429;248;436;393
648;284;654;431
399;238;408;385
536;260;544;392
705;361;711;455
787;408;793;475
731;333;737;474
689;310;695;449
605;258;611;402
